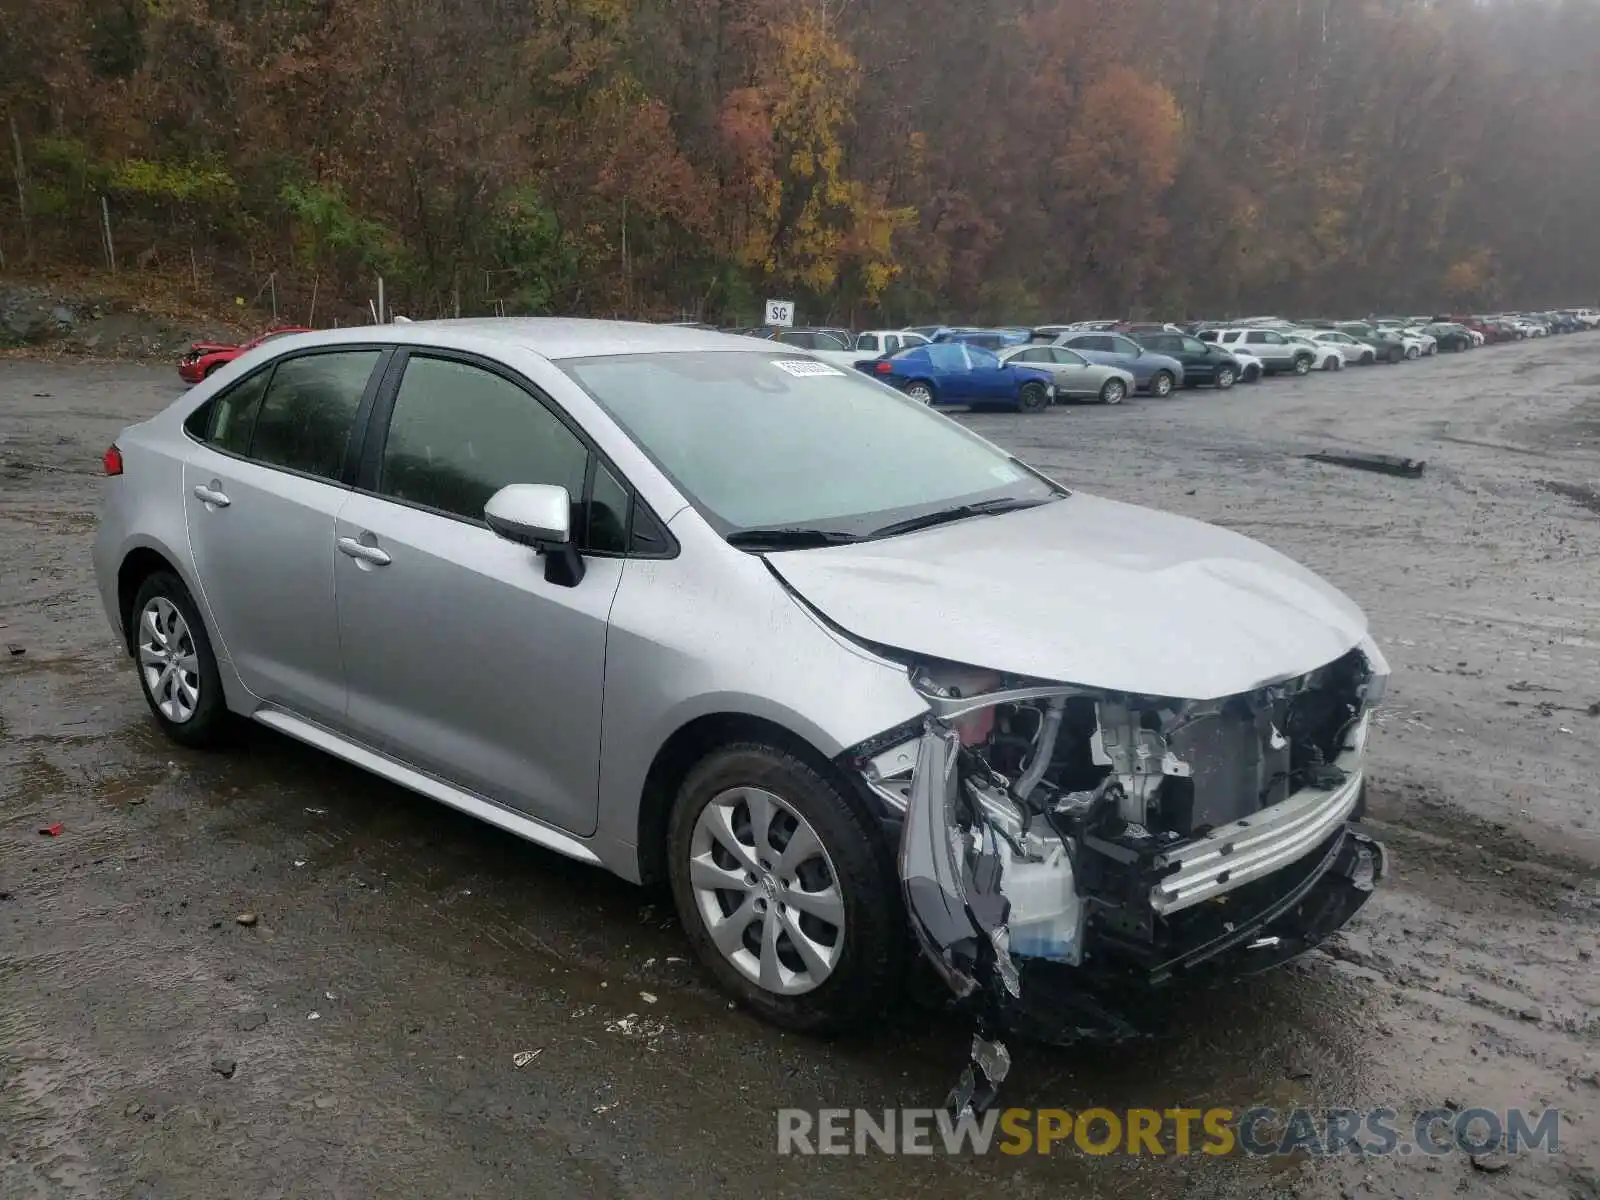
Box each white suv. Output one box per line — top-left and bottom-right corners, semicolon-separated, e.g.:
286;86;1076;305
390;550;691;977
1202;329;1318;376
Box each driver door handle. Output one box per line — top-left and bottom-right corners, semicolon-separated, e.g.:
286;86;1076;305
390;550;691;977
192;483;231;508
337;536;392;566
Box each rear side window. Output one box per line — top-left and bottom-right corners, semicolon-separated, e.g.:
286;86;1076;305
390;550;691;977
197;370;271;455
857;334;880;351
379;356;587;524
249;351;381;480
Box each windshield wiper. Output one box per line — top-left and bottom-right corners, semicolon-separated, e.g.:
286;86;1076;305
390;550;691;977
726;528;863;550
867;496;1054;540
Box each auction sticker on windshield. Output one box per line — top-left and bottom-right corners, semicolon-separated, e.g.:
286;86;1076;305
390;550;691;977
771;360;846;377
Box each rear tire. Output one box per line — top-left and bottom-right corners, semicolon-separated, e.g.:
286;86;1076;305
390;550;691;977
129;571;230;749
1293;355;1313;376
904;381;934;405
667;742;903;1033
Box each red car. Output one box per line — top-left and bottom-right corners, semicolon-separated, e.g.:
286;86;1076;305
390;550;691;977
177;327;313;384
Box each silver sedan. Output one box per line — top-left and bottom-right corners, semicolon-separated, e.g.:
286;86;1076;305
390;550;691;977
997;343;1136;404
92;319;1388;1083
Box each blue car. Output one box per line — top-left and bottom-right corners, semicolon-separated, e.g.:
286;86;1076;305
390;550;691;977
1055;331;1186;397
862;342;1056;412
934;328;1032;351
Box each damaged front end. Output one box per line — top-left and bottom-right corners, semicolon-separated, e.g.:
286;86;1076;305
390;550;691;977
847;644;1390;1114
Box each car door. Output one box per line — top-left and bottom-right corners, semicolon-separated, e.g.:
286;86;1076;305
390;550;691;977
965;345;1016;400
1244;331;1279;368
333;351;628;836
1047;346;1098;395
182;346;388;725
924;342;975;401
1177;335;1219;383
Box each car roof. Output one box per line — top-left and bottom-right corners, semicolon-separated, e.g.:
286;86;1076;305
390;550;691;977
257;317;782;362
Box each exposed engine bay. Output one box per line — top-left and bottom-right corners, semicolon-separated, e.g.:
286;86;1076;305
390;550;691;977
846;645;1389;1115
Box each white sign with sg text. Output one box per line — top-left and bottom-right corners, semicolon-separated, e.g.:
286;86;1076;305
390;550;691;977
765;299;796;327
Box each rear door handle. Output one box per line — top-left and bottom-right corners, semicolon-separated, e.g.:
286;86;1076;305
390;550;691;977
337;536;392;566
192;483;231;508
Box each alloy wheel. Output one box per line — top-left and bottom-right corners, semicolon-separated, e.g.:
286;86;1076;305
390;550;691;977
687;787;845;996
905;382;933;405
138;596;201;723
1102;378;1126;405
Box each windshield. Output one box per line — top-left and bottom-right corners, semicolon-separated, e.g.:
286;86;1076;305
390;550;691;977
558;351;1059;537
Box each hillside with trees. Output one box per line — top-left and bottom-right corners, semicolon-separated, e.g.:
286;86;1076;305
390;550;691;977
2;0;1598;325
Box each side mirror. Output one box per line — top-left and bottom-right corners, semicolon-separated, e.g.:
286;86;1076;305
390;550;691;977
485;484;585;587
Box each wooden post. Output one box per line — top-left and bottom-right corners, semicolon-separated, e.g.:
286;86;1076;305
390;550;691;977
101;195;116;273
377;276;385;324
269;271;277;320
307;274;319;327
368;299;378;324
189;246;200;291
9;118;30;260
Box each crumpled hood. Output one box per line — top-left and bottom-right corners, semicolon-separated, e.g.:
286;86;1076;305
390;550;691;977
765;492;1370;701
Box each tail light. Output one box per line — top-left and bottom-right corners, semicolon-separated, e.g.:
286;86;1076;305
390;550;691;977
103;444;123;476
873;361;893;374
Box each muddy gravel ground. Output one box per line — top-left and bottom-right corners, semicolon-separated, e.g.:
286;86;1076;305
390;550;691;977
2;343;1598;1200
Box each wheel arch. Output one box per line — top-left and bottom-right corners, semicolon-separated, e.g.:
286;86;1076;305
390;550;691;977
116;541;194;654
633;709;880;888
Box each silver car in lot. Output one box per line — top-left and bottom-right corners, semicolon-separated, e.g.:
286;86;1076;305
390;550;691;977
996;344;1136;405
93;320;1389;1093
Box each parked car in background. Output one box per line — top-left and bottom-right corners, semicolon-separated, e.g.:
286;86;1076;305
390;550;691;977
1335;323;1408;364
1230;348;1265;383
178;327;314;384
936;328;1032;351
998;344;1138;404
743;327;850;351
866;341;1056;411
1421;323;1474;353
1303;329;1377;365
1288;329;1363;368
1128;331;1242;388
1053;331;1185;396
854;330;931;355
1282;330;1347;371
1396;328;1435;358
1200;329;1318;376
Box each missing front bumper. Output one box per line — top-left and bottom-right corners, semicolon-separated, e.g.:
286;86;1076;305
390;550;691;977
889;716;1386;1110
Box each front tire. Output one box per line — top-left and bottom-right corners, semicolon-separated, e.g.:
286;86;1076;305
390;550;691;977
667;743;902;1033
1017;381;1049;413
1150;370;1175;398
130;571;229;748
1215;366;1237;389
1099;377;1127;405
